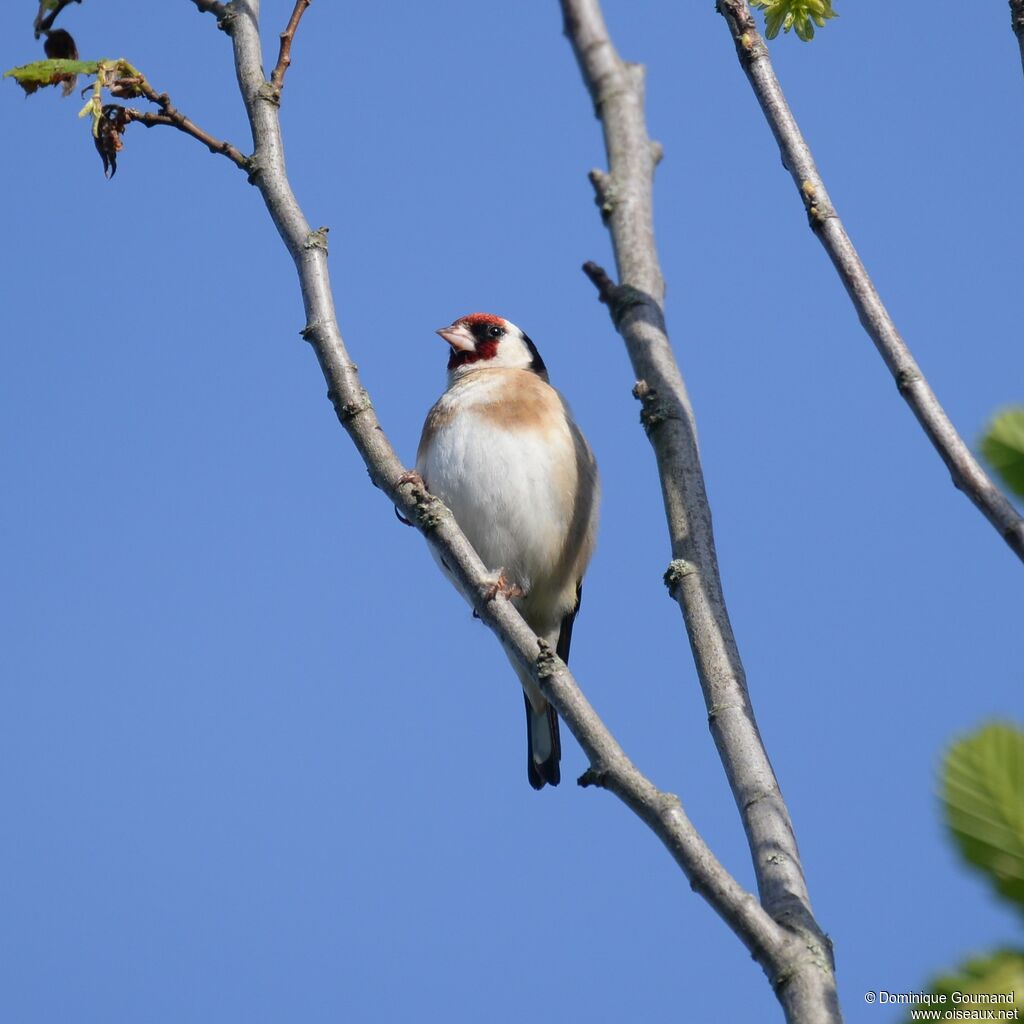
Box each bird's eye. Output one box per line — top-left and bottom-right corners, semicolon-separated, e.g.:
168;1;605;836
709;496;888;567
487;325;504;339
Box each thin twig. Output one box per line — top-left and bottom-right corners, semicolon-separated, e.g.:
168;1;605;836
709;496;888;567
581;260;616;304
217;0;825;1002
126;109;250;170
718;0;1024;564
561;2;841;1021
270;0;311;95
34;0;81;39
1011;0;1024;78
126;76;250;170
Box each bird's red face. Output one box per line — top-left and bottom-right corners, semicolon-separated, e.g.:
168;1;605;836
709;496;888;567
436;313;547;378
437;313;508;370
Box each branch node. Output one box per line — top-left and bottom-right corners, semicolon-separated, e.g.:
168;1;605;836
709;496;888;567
609;286;648;329
588;168;615;221
741;33;765;59
717;0;764;62
189;0;234;30
338;390;373;423
299;319;348;352
536;638;558;680
663;558;697;592
799;180;834;227
414;494;446;531
771;943;836;994
744;789;775;811
303;226;330;252
325;385;371;424
707;701;744;723
245;158;263;185
390;472;447;531
581;262;648;330
632;379;675;435
577;767;610;789
257;81;280;107
624;61;646;92
650;140;664;166
895;367;922;395
657;791;683;816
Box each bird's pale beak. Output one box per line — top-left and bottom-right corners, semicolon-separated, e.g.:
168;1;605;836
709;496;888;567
436;323;476;352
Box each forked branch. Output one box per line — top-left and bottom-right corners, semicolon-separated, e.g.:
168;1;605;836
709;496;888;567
271;0;311;95
125;75;250;169
562;1;840;1021
718;0;1024;563
193;0;833;1011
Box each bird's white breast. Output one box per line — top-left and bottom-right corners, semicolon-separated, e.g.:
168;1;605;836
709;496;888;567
416;372;579;607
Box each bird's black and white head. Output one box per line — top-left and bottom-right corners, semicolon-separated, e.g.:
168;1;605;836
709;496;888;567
437;313;548;381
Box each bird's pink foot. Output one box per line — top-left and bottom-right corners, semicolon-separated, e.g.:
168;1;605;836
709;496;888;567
483;570;524;602
396;469;424;489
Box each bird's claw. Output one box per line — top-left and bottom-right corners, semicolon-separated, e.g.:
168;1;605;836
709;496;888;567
394;471;425;527
483;570;524;602
396;470;425;489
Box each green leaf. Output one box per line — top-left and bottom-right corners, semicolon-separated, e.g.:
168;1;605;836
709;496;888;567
943;723;1024;911
981;408;1024;499
933;950;1024;1007
3;58;99;93
903;950;1024;1021
4;58;100;82
751;0;838;41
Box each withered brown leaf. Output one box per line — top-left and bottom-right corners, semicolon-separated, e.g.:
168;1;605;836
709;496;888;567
94;104;129;178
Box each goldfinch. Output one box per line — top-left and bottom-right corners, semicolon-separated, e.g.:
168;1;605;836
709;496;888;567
415;313;600;789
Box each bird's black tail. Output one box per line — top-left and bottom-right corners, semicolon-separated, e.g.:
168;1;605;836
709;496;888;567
522;582;583;790
525;693;561;790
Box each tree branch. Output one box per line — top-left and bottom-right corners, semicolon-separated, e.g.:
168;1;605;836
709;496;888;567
561;2;841;1021
122;76;250;170
270;0;310;96
1011;0;1024;78
213;0;830;1006
718;0;1024;564
125;109;250;169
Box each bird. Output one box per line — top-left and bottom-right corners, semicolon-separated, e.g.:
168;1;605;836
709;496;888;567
415;312;600;789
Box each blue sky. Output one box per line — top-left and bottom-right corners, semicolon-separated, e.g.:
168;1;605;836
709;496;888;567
1;2;1021;1021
